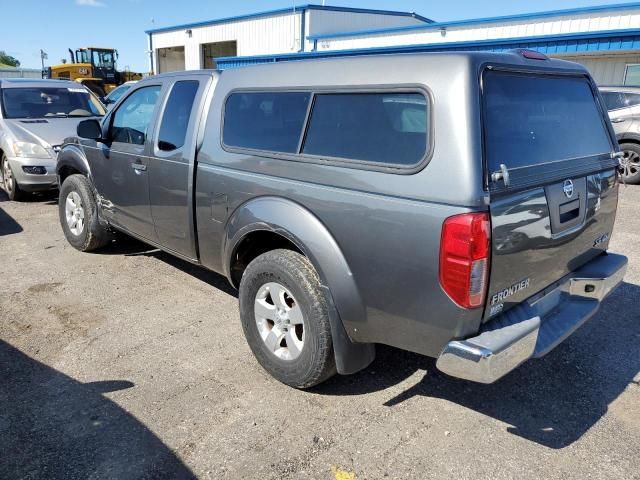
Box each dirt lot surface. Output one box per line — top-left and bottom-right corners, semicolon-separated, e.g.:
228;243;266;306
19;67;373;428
1;186;639;480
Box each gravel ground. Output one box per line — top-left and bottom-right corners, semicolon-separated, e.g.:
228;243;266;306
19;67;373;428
1;186;639;480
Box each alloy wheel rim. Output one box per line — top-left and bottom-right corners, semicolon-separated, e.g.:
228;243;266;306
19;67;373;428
254;282;305;361
65;191;86;236
621;150;640;179
2;159;13;194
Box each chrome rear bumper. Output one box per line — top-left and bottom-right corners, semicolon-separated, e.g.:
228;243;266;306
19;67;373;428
436;253;627;384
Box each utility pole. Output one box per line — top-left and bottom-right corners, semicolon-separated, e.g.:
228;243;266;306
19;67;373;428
40;49;48;78
148;18;155;75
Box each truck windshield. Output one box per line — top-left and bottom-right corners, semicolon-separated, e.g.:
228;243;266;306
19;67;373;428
1;87;105;119
483;71;612;173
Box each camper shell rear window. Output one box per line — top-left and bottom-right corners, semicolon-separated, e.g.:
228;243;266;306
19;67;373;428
483;71;613;175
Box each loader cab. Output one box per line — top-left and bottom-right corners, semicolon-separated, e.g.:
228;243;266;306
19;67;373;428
74;48;120;85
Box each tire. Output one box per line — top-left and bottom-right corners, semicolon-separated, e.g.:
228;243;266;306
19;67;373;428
239;249;336;389
81;80;106;99
1;154;24;201
619;143;640;185
58;174;111;252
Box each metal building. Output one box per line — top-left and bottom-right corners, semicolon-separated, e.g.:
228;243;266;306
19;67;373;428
147;2;640;86
146;5;430;73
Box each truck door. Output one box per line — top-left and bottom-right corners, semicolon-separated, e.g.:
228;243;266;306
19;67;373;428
147;76;208;259
91;84;162;241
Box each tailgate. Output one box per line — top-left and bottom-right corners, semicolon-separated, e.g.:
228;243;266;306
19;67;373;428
482;69;620;321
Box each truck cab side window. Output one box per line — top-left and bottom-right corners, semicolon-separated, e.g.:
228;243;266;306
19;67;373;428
110;85;161;145
157;80;199;152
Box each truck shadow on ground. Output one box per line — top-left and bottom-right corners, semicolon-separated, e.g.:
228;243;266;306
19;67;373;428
0;340;197;480
0;206;22;235
0;189;23;235
99;234;238;296
313;281;640;449
91;234;639;449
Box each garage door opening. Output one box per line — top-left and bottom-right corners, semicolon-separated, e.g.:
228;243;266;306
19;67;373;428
157;46;185;73
201;41;237;69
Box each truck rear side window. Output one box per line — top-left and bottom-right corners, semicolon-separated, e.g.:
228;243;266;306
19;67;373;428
302;93;428;166
483;71;612;173
158;80;199;152
223;92;311;153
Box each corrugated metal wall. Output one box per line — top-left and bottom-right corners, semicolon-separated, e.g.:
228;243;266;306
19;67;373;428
151;5;640;82
558;53;640;84
151;8;430;71
316;9;640;51
305;10;425;50
152;12;302;70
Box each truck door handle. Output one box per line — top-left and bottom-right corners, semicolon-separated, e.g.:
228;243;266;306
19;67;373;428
131;160;147;173
611;118;626;123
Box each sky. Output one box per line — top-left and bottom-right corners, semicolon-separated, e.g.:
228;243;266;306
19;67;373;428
1;0;637;72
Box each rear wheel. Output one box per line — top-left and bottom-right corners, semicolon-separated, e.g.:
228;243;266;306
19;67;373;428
619;143;640;185
80;80;106;98
58;174;111;252
1;154;24;201
239;249;336;389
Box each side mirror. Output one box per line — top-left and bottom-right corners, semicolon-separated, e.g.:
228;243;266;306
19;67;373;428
77;119;103;141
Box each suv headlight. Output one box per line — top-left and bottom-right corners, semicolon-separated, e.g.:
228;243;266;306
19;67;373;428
12;142;51;158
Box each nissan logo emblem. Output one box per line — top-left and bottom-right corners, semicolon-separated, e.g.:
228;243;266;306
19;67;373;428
563;179;574;198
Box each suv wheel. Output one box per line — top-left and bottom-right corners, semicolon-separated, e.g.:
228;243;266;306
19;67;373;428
1;154;24;201
59;174;111;252
239;249;336;388
619;143;640;185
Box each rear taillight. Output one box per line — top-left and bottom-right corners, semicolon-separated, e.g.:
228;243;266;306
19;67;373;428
439;212;490;309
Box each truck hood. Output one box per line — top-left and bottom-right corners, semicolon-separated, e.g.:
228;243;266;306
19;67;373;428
3;117;100;149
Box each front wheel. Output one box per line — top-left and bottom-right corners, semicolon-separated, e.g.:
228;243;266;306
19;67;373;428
1;154;24;201
58;174;112;252
619;143;640;185
239;249;336;389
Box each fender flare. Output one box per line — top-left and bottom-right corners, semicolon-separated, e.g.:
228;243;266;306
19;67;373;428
56;143;92;183
56;144;109;227
224;196;375;374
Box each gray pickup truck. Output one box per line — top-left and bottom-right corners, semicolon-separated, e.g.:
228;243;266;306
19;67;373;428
56;50;627;388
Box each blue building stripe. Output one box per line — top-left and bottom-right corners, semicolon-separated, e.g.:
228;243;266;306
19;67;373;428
215;29;640;69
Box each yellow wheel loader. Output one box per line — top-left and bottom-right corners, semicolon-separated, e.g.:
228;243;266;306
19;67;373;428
47;47;142;98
